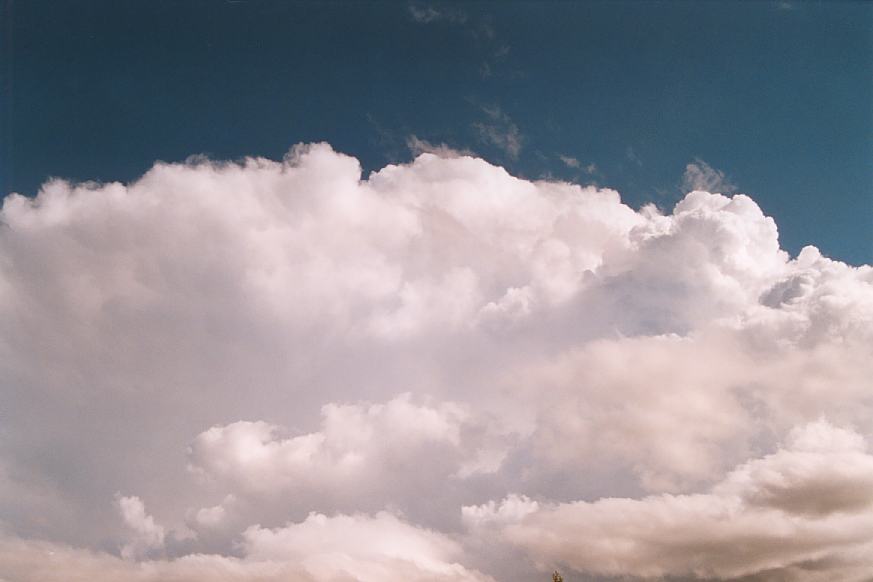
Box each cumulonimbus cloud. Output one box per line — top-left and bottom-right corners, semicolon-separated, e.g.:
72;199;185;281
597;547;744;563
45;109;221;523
1;143;871;580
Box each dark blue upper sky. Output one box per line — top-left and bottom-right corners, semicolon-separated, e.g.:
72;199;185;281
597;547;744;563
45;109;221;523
2;0;871;263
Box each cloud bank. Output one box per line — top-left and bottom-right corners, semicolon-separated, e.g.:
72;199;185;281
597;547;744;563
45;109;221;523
1;143;871;581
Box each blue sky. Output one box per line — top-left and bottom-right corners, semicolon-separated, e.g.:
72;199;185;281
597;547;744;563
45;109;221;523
2;0;871;264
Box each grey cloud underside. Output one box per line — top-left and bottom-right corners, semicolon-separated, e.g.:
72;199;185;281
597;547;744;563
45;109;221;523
1;144;872;581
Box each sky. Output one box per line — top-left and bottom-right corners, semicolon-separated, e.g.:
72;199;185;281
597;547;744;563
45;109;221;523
3;0;872;264
1;2;873;582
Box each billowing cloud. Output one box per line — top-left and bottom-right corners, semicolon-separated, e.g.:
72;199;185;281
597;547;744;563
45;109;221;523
495;421;873;581
117;496;166;559
0;511;490;582
1;143;871;581
242;511;491;582
187;393;507;502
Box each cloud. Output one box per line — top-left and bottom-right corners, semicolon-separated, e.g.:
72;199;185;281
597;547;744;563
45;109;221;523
558;155;580;169
1;143;871;581
559;155;598;176
187;393;506;500
462;494;539;528
472;105;522;159
190;495;234;529
406;3;511;80
626;145;643;166
407;135;475;158
116;496;166;559
496;421;873;581
242;511;491;582
682;158;736;193
0;512;491;582
408;3;467;24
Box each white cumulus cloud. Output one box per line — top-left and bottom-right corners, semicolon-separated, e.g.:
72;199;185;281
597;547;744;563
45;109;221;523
0;143;871;581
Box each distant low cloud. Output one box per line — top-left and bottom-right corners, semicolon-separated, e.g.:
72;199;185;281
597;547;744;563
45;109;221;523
1;143;871;581
242;512;491;582
0;511;491;582
499;421;873;580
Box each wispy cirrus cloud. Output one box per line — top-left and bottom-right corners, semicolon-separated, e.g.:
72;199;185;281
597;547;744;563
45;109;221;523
559;154;597;175
408;3;513;80
408;2;467;25
682;157;736;193
407;135;475;158
472;105;522;159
